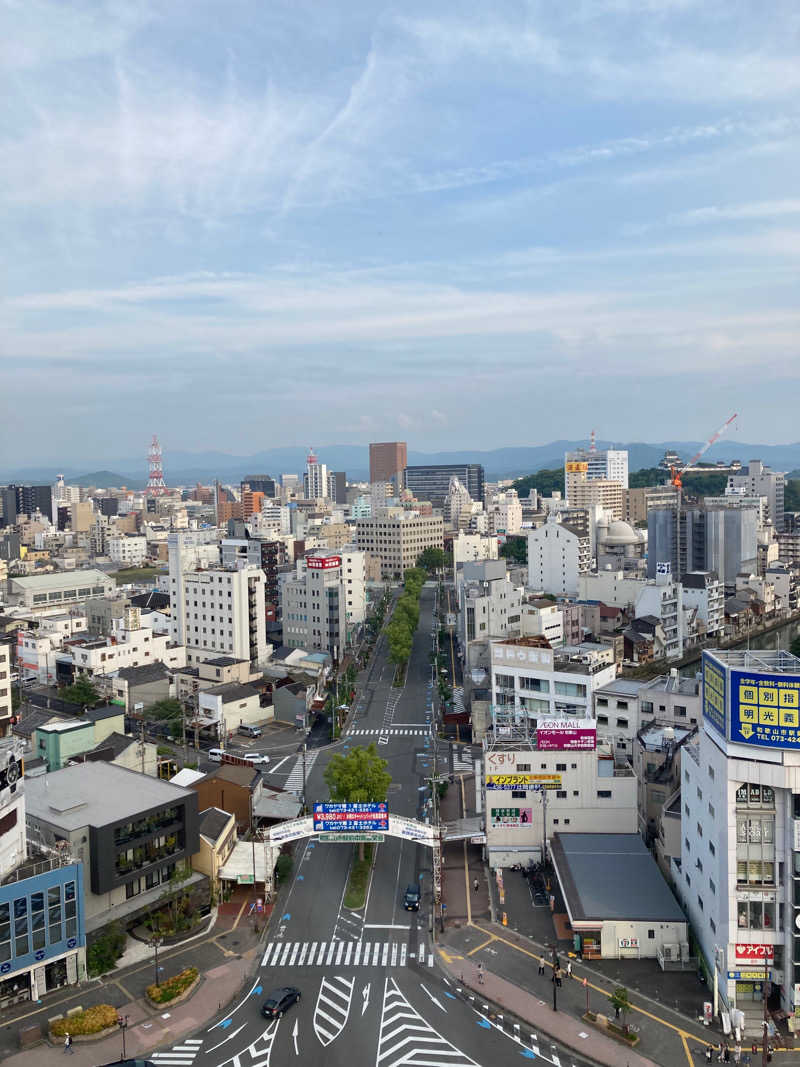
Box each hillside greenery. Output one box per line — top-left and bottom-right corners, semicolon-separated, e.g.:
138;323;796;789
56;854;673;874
511;467;564;497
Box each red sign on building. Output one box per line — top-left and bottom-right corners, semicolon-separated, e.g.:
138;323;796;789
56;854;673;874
734;943;774;963
307;556;341;570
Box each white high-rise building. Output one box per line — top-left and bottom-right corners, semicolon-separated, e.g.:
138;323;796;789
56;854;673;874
281;548;366;654
728;460;785;531
526;513;591;596
303;450;328;499
565;446;629;503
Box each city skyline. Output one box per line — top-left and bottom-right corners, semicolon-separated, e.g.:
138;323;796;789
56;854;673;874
3;1;800;462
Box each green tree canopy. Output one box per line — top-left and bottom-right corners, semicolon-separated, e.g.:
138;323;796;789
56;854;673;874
511;467;564;497
60;676;101;707
324;743;392;804
499;536;527;565
417;547;446;572
147;698;182;721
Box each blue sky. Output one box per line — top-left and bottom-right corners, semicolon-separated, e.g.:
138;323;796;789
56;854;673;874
3;0;800;464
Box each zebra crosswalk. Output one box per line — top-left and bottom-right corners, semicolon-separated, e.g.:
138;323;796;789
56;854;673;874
345;728;430;737
151;1038;203;1065
260;940;433;968
283;748;319;793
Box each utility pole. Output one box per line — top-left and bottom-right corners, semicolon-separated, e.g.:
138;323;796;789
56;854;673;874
301;743;308;815
541;785;548;866
762;952;770;1067
139;720;145;775
181;701;188;766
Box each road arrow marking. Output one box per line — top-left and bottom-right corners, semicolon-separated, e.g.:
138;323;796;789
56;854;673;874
362;982;370;1015
292;1017;299;1056
419;982;446;1011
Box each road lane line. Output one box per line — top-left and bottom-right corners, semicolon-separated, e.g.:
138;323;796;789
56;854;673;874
336;941;345;965
289;942;300;965
327;942;337;965
354;941;362;965
316;942;327;965
400;944;407;966
382;942;390;966
278;942;292;966
344;941;353;965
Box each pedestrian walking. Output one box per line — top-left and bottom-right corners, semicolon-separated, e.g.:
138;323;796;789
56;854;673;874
723;1045;730;1063
566;960;572;978
716;1042;723;1062
477;962;484;985
555;966;562;988
734;1044;741;1065
473;878;479;893
704;1047;713;1064
63;1033;73;1055
537;958;545;976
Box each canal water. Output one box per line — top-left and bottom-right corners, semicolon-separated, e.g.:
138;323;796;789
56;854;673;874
680;616;800;677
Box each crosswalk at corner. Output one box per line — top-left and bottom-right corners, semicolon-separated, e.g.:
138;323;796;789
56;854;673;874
151;1037;203;1064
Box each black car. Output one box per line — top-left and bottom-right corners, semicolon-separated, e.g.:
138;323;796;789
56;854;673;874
261;986;301;1018
98;1060;156;1067
403;884;421;911
532;890;548;907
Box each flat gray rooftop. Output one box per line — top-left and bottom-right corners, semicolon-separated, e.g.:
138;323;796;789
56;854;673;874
551;833;686;924
25;762;193;830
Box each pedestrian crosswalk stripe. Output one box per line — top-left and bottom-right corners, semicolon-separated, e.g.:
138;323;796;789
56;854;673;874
260;940;433;967
346;728;429;736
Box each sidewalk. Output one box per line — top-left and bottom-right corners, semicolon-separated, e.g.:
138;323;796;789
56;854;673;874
439;950;662;1067
0;901;266;1065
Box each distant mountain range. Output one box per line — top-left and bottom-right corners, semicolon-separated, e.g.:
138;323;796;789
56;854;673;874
3;440;800;487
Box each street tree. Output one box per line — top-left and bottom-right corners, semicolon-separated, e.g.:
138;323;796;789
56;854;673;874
60;676;101;708
417;547;446;572
324;744;392;859
608;986;632;1032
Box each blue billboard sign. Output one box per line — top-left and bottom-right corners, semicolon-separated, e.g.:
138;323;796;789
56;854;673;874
729;668;800;749
313;802;389;833
702;652;727;736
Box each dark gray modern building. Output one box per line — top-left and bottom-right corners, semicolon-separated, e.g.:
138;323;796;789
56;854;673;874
403;463;485;508
647;503;758;589
25;763;201;934
0;484;53;525
241;475;277;498
328;471;347;505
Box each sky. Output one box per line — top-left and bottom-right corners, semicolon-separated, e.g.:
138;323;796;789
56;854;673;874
3;0;800;466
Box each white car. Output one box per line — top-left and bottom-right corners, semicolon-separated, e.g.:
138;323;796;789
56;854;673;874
242;753;270;766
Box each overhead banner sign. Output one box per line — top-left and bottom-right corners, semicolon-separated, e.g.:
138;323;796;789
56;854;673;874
486;773;561;791
729;669;800;749
536;719;596;751
313;802;389;833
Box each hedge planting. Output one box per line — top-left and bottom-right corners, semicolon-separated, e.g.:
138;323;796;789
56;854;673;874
147;966;199;1004
50;1005;118;1037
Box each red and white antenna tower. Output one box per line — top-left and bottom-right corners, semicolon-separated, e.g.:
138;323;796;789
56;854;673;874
589;428;597;453
147;435;167;495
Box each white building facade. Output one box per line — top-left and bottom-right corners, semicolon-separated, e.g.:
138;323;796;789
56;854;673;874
527;515;591;596
282;549;366;654
677;650;800;1034
108;535;148;567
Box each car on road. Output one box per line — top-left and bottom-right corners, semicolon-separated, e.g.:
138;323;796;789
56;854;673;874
532;890;548;907
242;752;270;766
261;986;301;1018
98;1059;156;1066
403;884;421;911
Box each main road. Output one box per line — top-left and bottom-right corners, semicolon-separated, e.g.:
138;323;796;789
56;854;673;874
150;585;595;1067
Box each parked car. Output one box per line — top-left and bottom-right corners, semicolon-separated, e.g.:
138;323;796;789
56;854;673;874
403;884;421;911
532;890;548;907
238;724;262;738
98;1059;156;1067
208;748;224;762
261;986;301;1018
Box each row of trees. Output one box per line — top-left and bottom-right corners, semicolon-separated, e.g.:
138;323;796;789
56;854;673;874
387;567;427;668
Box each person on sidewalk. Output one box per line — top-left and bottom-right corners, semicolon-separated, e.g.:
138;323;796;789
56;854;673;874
733;1044;741;1064
704;1047;713;1063
477;962;484;985
537;958;545;976
63;1033;73;1055
566;960;572;978
473;878;479;892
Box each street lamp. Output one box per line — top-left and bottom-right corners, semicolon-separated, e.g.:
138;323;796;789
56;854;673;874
117;1013;129;1059
148;934;164;988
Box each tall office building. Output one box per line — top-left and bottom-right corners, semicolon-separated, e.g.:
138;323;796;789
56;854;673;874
728;460;785;531
564;447;628;503
327;471;347;505
403;463;485;509
0;484;54;525
241;474;277;499
369;442;407;491
282;549;366;654
303;451;328;499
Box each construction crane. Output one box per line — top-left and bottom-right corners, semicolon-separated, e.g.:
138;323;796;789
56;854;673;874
670;413;738;489
668;413;738;582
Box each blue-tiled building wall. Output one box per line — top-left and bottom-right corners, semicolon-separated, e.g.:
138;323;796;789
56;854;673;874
0;863;85;978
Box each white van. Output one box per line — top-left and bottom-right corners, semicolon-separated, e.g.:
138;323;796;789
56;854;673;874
208;749;224;763
238;724;262;738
